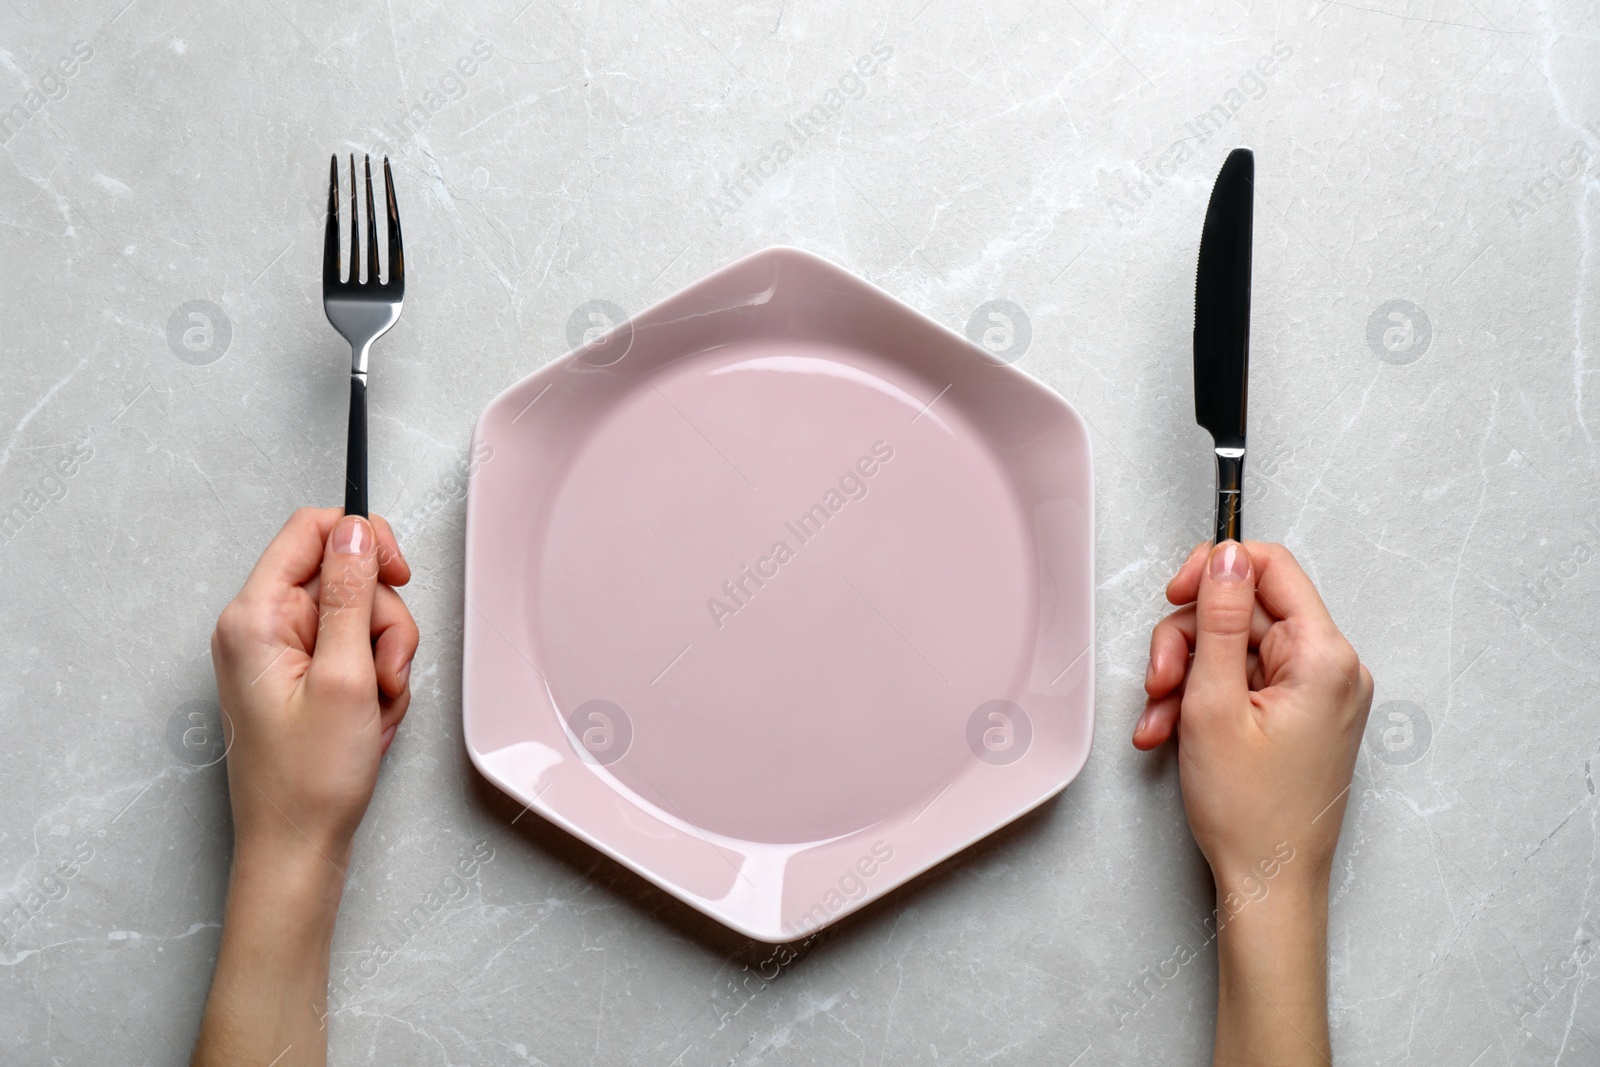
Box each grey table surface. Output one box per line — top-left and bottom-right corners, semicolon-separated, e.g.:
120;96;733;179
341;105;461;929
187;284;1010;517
3;0;1597;1064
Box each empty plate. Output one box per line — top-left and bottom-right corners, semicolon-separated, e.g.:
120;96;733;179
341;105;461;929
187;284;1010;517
463;246;1094;941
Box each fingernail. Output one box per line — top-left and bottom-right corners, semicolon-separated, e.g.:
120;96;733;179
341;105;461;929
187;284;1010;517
1133;708;1150;737
398;659;412;689
380;723;397;752
333;516;371;556
1145;653;1158;687
1210;540;1250;584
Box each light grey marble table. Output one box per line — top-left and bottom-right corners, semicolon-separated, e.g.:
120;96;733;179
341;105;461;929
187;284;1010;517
3;1;1597;1063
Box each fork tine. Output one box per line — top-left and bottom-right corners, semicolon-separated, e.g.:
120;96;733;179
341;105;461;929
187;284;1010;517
363;155;379;288
348;154;359;284
324;154;341;285
383;157;403;288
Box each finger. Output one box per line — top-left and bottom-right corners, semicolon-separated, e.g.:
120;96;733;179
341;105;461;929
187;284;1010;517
1146;605;1196;699
1241;541;1338;634
1185;540;1256;715
378;679;413;754
245;508;409;600
1165;541;1212;605
211;589;314;691
306;516;381;704
304;573;414;682
243;507;344;598
281;583;320;659
372;582;419;700
380;717;404;755
1243;542;1367;688
1132;691;1182;750
1147;601;1277;700
379;686;412;734
369;513;411;587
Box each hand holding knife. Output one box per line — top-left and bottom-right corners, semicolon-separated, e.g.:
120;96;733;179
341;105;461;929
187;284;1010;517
1194;148;1254;543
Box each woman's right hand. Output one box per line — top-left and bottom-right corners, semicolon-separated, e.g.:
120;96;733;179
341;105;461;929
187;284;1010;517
1133;539;1373;1066
1135;539;1372;894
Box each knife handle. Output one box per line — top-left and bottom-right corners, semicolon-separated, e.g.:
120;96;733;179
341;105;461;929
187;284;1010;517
1214;448;1243;544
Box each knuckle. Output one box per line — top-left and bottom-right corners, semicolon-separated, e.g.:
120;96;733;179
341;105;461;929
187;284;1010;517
214;601;243;643
321;566;373;607
1328;640;1361;680
1248;541;1296;576
260;593;294;627
1301;636;1361;686
217;594;297;654
213;599;257;652
312;665;375;705
1198;596;1254;637
1252;540;1291;561
289;505;323;531
319;577;349;610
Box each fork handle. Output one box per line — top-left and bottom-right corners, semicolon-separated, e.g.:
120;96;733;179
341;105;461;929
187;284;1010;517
344;372;368;518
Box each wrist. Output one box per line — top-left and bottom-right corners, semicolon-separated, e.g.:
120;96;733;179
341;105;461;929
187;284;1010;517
1214;880;1327;959
1207;839;1329;916
196;837;345;1065
1213;875;1331;1065
228;836;349;936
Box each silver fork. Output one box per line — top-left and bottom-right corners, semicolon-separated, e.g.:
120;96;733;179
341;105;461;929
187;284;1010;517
323;153;405;518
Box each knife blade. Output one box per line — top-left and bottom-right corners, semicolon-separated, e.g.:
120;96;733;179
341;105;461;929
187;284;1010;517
1193;147;1254;544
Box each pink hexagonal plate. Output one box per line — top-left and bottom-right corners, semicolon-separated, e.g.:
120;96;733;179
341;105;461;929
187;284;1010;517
463;247;1094;942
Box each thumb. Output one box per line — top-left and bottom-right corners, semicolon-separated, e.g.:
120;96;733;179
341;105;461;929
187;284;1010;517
308;515;380;702
1186;540;1256;713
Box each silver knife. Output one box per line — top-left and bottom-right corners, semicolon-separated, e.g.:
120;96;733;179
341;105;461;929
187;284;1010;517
1193;147;1254;543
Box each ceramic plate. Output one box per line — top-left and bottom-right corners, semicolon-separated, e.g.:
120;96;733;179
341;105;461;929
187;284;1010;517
463;247;1094;942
